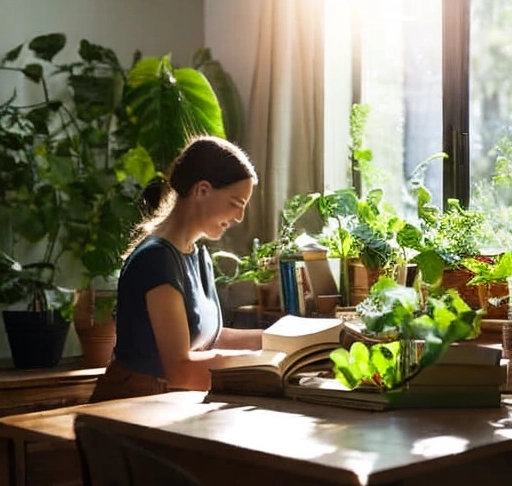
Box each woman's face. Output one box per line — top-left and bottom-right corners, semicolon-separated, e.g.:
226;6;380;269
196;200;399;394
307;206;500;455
198;178;254;240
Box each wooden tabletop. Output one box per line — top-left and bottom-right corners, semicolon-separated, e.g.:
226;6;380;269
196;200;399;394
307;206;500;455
2;392;512;485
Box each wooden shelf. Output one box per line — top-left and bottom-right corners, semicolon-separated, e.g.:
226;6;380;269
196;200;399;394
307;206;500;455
0;357;104;417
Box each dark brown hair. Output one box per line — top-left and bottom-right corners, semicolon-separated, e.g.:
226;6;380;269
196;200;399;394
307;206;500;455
125;136;257;257
169;136;258;197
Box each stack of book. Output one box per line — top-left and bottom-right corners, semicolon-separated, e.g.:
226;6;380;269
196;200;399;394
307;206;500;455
285;342;506;410
278;245;340;317
209;315;507;410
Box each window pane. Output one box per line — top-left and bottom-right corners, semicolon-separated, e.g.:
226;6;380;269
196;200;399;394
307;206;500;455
359;0;443;215
470;0;512;250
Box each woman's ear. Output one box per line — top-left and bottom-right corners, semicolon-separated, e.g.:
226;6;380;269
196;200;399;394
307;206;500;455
193;180;212;198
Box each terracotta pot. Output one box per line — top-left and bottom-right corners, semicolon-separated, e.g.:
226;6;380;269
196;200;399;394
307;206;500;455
477;282;509;320
441;268;481;309
256;279;281;311
348;260;381;306
73;289;117;368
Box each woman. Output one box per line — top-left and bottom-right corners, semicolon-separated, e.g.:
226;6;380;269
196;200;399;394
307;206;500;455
90;136;262;402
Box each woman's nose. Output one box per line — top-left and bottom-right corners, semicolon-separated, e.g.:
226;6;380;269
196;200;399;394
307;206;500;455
233;206;245;223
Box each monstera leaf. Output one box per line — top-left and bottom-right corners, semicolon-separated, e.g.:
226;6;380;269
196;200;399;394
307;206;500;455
124;56;225;172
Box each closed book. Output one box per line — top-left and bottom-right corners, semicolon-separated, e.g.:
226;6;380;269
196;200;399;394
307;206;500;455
285;375;503;411
278;259;300;315
407;363;507;386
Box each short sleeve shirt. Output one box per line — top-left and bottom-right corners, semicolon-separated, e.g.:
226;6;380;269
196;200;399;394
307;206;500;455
113;235;222;377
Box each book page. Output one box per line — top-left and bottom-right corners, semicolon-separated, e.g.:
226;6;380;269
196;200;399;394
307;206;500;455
262;315;343;355
212;349;287;371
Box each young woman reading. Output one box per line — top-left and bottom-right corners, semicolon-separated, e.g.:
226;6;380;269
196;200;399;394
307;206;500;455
90;136;263;401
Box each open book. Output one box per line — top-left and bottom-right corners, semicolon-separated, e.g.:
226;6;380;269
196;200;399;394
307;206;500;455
210;315;344;396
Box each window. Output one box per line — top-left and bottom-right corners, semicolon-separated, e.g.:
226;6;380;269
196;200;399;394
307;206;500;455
357;0;443;215
326;0;512;240
469;0;512;248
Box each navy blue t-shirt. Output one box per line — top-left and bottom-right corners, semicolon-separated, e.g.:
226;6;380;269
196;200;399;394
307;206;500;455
114;235;222;377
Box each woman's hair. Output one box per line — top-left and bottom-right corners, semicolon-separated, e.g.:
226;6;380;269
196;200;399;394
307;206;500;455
169;135;258;197
125;136;258;257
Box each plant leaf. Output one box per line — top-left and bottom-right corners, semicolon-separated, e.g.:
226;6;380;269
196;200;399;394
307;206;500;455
28;33;66;62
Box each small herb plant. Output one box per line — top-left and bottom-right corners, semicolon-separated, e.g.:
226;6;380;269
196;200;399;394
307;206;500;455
461;251;512;309
212;239;278;285
330;276;482;391
212;192;322;286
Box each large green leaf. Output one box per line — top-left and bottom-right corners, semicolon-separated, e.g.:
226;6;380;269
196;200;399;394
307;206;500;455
174;67;225;138
117;146;158;187
125;56;225;172
193;48;245;143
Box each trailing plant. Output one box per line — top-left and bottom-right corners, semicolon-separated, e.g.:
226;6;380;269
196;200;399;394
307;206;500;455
212;193;323;286
212;239;278;286
330;276;482;391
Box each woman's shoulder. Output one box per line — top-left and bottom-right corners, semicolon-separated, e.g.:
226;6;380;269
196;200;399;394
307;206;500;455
124;236;183;268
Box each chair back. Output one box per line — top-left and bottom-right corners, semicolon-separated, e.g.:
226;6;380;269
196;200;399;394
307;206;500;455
74;415;202;486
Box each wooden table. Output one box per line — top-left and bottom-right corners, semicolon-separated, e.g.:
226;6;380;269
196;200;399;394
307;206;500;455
1;392;512;486
0;392;221;486
0;359;105;417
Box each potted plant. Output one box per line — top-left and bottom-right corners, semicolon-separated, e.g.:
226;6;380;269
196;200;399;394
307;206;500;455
461;251;512;325
1;32;227;366
330;276;482;391
0;251;73;369
318;187;409;307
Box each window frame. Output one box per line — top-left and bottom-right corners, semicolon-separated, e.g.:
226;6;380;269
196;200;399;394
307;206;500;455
349;0;471;209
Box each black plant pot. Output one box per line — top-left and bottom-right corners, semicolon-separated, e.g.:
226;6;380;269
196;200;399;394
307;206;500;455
2;310;70;369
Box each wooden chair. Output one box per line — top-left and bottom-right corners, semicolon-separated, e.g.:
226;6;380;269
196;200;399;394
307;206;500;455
74;415;202;486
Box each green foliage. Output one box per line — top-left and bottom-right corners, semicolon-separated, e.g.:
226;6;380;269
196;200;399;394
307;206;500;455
0;252;73;319
318;188;406;270
405;154;492;280
212;240;278;285
125;56;225;172
193;47;245;145
462;251;512;286
330;277;482;391
1;32;227;291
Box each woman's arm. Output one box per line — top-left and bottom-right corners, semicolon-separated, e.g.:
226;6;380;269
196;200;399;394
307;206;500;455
214;327;263;350
146;284;256;391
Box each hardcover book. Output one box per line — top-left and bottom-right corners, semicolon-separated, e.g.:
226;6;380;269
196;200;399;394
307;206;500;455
210;315;344;396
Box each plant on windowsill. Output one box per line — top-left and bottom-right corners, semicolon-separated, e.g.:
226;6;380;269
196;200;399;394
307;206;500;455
461;251;512;321
402;154;500;312
317;187;410;307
